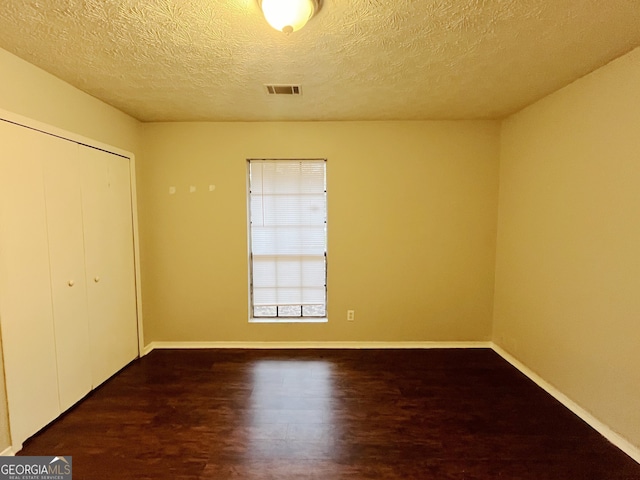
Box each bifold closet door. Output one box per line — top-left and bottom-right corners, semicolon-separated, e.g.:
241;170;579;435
43;142;93;411
0;121;61;446
81;146;138;387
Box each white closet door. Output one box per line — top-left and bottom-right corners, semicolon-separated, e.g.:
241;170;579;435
0;121;60;446
81;146;138;387
43;141;92;411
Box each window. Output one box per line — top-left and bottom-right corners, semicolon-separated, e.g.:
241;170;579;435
248;159;327;321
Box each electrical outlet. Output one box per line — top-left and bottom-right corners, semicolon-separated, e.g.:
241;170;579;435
347;310;355;321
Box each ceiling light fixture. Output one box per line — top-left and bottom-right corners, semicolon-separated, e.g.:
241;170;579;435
259;0;320;34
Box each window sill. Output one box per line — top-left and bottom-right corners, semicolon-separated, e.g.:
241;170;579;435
249;317;328;324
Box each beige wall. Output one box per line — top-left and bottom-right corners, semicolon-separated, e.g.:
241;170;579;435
0;48;140;154
0;47;141;452
139;121;500;343
0;352;8;452
494;47;640;449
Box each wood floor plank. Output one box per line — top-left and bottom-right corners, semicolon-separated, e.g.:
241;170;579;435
18;349;640;479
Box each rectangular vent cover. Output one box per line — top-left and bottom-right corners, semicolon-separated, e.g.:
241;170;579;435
265;84;301;95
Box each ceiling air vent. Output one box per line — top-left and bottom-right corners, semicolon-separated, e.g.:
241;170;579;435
265;84;301;95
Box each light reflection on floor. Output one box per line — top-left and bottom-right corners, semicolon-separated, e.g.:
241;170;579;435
245;359;341;470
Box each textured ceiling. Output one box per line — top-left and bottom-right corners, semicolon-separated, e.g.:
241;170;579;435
1;0;639;122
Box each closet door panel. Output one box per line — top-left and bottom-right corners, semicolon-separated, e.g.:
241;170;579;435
0;121;61;445
81;147;138;387
43;142;92;411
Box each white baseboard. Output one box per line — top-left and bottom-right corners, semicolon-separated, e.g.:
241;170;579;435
143;340;491;355
0;446;16;456
492;343;640;465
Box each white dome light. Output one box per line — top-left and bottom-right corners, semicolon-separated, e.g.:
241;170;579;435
260;0;318;34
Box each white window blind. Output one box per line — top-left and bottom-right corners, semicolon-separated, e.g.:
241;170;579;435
248;159;327;319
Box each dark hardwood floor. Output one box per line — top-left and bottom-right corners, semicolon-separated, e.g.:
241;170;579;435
18;349;640;479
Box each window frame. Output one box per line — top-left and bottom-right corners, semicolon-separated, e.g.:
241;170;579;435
246;158;328;323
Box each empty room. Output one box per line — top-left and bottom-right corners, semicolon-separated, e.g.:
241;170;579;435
0;0;639;478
